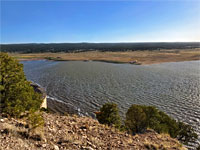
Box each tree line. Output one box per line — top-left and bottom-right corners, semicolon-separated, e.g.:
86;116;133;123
1;42;200;53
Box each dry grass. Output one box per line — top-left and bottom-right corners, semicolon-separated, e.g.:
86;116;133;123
9;48;200;65
0;112;187;150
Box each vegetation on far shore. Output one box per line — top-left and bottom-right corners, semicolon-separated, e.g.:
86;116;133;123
1;42;199;53
1;42;200;65
9;48;200;65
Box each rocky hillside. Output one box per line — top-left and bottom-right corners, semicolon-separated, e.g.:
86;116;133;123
0;112;186;150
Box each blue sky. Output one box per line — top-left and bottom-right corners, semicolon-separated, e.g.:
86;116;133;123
1;0;200;44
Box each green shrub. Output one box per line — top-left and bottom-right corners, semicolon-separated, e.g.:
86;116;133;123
125;105;147;134
28;110;44;131
125;104;198;145
0;53;43;117
96;102;121;128
177;121;198;145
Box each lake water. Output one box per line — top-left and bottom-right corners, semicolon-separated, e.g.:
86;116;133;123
22;60;200;147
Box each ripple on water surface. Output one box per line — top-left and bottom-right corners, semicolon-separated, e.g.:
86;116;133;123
22;60;200;147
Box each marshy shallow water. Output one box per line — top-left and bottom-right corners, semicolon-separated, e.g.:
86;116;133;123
22;60;200;146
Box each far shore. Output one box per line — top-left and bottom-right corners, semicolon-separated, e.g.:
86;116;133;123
9;48;200;65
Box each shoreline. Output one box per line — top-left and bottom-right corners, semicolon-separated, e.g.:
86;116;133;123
31;82;85;116
18;57;200;66
10;49;200;65
20;58;142;65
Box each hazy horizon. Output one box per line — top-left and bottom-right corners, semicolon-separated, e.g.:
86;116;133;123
1;41;200;45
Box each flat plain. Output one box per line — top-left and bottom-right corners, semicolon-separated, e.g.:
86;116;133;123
10;48;200;65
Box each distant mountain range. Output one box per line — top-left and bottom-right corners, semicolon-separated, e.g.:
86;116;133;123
1;42;200;53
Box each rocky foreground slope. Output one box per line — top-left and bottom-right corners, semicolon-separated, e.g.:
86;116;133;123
0;112;186;150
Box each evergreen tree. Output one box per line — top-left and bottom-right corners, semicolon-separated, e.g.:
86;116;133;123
0;52;42;117
125;105;147;134
125;104;198;145
96;102;121;128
